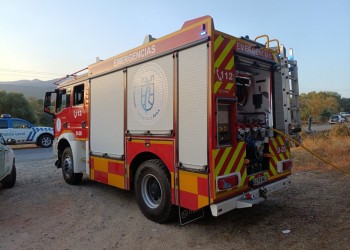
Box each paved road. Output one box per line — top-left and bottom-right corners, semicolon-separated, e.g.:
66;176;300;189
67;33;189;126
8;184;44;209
303;122;349;132
13;147;54;162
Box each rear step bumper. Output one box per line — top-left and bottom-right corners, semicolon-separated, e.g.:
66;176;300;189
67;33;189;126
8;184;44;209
210;176;291;217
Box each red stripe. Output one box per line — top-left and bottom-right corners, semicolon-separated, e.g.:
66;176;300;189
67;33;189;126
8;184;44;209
94;170;108;184
108;161;124;176
180;191;198;210
215;148;225;166
275;136;288;159
197;177;208;197
214;33;219;41
231;143;246;173
219;148;236;176
220;50;234;70
214;38;229;62
270;141;281;161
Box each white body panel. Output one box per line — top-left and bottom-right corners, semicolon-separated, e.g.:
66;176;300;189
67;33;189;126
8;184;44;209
54;133;86;173
90;71;124;158
127;55;173;135
178;43;208;169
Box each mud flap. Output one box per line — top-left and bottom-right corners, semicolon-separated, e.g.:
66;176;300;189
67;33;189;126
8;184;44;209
179;207;204;225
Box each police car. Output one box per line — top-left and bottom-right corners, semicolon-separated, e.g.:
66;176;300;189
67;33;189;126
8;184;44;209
0;114;54;147
0;133;16;188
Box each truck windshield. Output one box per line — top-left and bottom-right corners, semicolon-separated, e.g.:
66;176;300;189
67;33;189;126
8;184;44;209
56;89;70;112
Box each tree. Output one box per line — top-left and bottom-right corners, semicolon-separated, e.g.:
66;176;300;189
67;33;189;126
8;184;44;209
340;97;350;112
299;91;340;122
1;92;36;123
27;97;53;127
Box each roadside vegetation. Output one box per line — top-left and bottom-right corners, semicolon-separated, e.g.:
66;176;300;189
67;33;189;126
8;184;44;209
292;124;350;174
0;90;53;126
299;91;350;123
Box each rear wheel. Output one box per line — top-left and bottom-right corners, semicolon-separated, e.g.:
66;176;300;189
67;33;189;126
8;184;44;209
37;134;53;147
1;161;16;188
62;147;82;185
135;159;175;223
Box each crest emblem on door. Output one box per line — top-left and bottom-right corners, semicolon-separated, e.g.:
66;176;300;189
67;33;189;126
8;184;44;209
132;63;168;125
141;76;154;112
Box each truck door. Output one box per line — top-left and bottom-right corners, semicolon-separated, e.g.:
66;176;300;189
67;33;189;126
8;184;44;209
55;88;71;137
70;83;88;140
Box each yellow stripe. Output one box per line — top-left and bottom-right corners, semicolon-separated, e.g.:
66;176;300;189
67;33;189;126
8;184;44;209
225;56;234;70
108;173;124;189
179;171;198;194
92;157;108;172
214;40;235;68
276;135;285;145
129;139;173;145
198;195;209;208
215;148;231;176
214;35;224;52
270;160;278;175
214;81;222;94
225;82;234;91
240;170;247;187
224;143;243;175
271;139;279;155
213;149;219;160
236;150;246;173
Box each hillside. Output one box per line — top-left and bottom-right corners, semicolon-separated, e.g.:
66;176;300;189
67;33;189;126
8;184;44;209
0;79;56;99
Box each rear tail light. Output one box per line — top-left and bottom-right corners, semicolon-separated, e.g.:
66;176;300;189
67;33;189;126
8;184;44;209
277;160;293;173
217;173;241;191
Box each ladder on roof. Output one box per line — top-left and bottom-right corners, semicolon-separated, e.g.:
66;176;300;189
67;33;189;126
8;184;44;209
280;50;301;136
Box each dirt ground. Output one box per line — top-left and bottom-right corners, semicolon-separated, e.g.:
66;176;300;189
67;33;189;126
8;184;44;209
1;156;349;250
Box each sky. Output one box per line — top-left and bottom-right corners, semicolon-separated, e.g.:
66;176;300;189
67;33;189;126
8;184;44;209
1;0;349;97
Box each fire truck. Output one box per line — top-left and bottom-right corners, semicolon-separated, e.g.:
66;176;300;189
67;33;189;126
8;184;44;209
44;16;301;224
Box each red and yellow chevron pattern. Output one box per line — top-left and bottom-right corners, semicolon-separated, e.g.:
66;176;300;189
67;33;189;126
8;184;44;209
213;142;246;178
213;33;236;96
178;170;209;210
269;135;291;176
90;156;125;189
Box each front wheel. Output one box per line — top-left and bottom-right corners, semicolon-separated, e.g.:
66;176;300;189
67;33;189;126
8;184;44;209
37;134;53;147
134;159;175;223
62;147;82;185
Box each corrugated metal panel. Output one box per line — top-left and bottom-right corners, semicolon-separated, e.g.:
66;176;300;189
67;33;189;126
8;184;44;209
90;71;124;158
178;43;208;169
127;55;173;134
273;71;285;131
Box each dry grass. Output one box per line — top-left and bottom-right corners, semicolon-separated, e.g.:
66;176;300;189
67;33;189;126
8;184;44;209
292;124;350;174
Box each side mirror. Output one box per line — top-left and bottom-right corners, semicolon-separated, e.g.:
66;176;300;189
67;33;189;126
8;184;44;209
44;91;57;117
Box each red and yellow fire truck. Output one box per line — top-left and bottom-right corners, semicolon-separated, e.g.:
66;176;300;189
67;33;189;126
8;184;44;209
44;16;301;224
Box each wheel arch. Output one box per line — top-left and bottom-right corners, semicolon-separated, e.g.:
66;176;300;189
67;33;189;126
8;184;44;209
56;138;71;167
129;152;166;190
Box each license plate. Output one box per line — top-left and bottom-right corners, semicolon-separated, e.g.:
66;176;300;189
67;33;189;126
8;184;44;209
253;175;267;186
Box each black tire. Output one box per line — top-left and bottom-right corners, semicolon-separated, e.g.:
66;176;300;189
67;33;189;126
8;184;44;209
37;134;53;148
1;161;16;188
134;159;176;223
62;147;82;185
